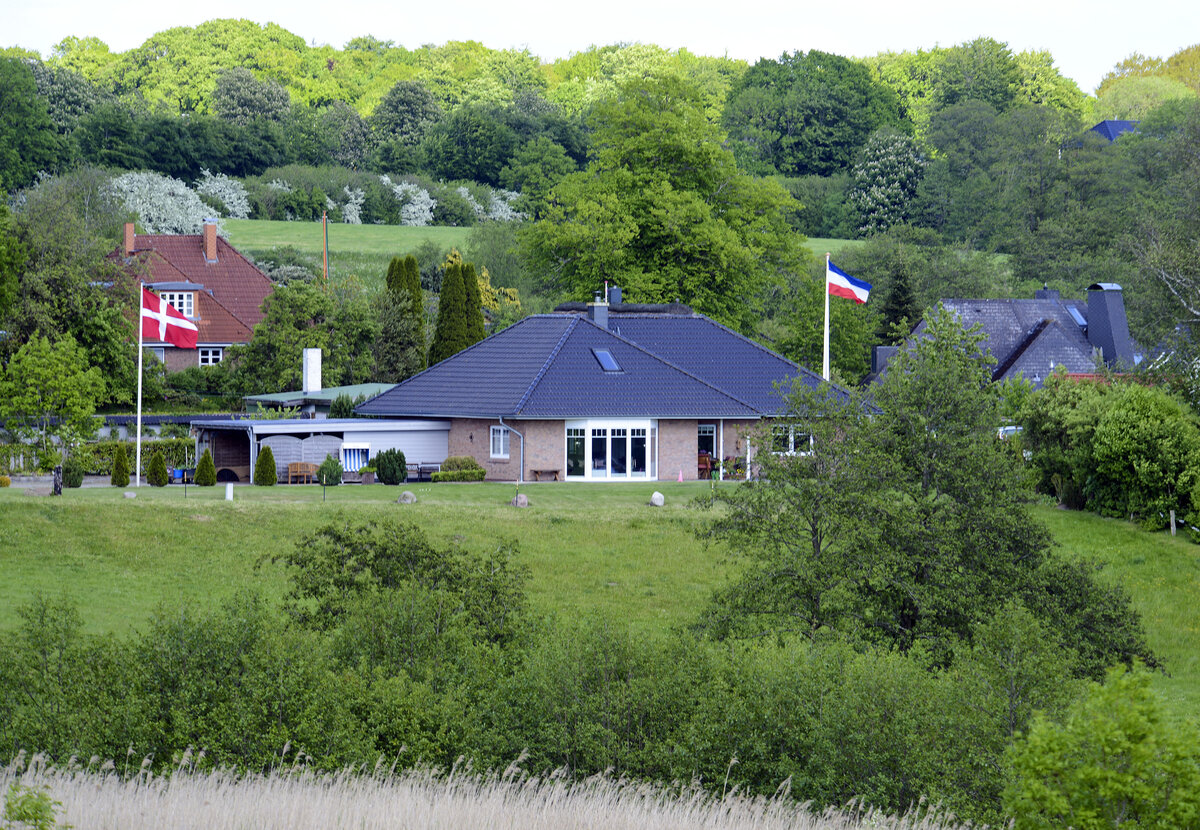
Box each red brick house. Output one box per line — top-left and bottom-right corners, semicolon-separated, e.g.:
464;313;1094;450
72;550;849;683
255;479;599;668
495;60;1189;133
111;220;273;372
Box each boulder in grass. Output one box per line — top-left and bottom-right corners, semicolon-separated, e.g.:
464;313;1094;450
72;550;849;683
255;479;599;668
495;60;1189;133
124;491;137;499
510;493;529;508
397;491;417;504
649;491;665;507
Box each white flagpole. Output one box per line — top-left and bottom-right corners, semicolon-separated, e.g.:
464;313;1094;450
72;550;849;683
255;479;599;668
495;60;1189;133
822;252;831;381
135;282;143;487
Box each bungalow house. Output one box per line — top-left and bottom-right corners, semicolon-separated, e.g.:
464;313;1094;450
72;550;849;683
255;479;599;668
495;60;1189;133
868;283;1140;388
353;293;841;482
110;219;273;371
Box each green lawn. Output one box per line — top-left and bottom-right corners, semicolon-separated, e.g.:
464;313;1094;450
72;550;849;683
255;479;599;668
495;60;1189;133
2;484;1193;719
223;219;472;258
0;481;730;639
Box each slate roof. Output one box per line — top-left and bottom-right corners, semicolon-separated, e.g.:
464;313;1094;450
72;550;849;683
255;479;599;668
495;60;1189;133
358;309;827;420
1089;120;1139;142
911;295;1104;388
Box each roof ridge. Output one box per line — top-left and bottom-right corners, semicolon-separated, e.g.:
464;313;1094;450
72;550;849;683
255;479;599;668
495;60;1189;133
572;316;768;413
992;318;1053;380
512;317;578;415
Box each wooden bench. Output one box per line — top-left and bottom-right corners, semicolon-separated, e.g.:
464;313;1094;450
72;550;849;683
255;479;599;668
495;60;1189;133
531;468;561;481
287;461;318;484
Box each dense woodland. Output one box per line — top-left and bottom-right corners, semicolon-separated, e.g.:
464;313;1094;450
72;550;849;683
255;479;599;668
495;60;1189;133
4;24;1200;827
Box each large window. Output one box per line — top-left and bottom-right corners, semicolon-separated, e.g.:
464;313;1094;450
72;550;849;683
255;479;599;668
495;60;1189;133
199;347;223;366
490;425;510;459
772;425;812;455
567;420;657;480
159;292;194;319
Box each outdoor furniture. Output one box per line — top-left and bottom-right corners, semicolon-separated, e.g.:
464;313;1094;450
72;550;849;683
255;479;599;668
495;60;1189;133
418;463;441;481
697;453;713;478
532;468;561;481
287;461;318;484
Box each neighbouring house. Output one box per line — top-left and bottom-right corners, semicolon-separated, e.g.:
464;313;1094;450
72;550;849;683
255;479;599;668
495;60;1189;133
868;284;1140;388
1089;119;1139;142
243;348;392;418
110;219;273;372
353;292;843;482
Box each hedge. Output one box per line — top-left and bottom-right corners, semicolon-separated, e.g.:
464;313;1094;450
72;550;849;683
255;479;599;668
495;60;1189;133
74;439;194;475
431;468;486;482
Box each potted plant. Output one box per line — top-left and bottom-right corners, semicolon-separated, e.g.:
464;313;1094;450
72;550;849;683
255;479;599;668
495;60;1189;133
359;463;376;485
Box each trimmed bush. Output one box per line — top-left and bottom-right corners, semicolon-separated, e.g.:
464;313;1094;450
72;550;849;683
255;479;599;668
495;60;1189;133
147;450;170;487
194;448;217;486
375;448;407;485
254;445;277;486
111;444;130;487
431;468;486;482
62;456;85;488
317;454;343;486
441;455;483;472
0;475;10;487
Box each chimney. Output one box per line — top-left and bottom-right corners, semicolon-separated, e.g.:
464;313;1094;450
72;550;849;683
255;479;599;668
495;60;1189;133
203;219;218;263
1035;284;1060;300
588;291;609;330
609;285;623;306
872;345;899;376
1086;283;1135;367
123;222;136;258
302;348;322;393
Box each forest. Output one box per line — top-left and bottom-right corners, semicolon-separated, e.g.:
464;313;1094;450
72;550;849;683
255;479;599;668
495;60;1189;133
2;25;1200;394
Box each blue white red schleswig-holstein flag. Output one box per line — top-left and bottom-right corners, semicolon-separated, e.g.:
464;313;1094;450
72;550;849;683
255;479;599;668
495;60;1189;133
826;260;871;304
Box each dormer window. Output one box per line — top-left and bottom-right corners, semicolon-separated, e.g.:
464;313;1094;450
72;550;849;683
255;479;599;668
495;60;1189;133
159;291;194;319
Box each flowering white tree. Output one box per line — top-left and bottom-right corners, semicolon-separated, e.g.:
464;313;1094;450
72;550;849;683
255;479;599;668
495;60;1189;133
457;186;487;220
194;170;251;219
111;172;213;234
341;186;365;224
488;189;525;222
849;130;926;236
380;176;436;227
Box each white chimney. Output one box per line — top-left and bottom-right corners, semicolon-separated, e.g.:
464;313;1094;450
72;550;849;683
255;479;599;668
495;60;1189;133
302;348;322;393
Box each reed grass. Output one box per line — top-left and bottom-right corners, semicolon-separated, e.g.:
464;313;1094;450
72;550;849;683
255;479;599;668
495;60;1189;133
4;753;983;830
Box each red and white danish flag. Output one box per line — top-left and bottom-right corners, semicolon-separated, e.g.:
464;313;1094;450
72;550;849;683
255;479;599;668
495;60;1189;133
141;287;198;349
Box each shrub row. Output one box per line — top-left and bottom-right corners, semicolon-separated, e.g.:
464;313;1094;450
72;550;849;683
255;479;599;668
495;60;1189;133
431;469;486;482
72;439;195;476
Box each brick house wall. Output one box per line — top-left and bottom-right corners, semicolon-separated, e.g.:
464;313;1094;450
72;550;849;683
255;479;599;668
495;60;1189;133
658;419;699;481
448;418;565;481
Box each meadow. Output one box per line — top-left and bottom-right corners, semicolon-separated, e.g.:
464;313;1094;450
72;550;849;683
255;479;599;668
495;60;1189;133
0;481;1196;721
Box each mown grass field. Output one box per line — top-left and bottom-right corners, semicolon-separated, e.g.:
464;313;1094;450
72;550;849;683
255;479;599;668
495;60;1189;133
1;483;1195;718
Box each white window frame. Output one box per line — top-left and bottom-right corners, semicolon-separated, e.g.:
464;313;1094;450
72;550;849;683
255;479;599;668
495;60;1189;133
159;291;194;319
771;425;813;456
565;419;658;481
199;347;223;366
149;347;165;362
490;425;510;459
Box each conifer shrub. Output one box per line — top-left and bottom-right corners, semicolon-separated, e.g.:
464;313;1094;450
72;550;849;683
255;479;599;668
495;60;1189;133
147;450;170;487
111;443;130;487
374;448;407;485
62;456;85;488
317;454;343;486
254;445;278;486
194;448;217;486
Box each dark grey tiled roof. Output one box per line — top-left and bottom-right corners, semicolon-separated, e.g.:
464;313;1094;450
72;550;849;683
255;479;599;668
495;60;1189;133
357;311;827;419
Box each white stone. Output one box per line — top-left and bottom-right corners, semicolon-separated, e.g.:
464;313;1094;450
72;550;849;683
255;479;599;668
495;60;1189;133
398;491;417;504
649;491;665;507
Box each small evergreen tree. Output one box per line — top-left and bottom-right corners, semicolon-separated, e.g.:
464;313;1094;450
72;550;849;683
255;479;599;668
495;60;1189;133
317;453;343;486
463;262;486;344
877;268;920;343
402;254;426;368
62;455;85;488
329;393;355;419
147;449;169;486
194;447;217;486
111;443;130;487
374;447;407;485
429;252;470;365
385;256;404;295
254;444;277;486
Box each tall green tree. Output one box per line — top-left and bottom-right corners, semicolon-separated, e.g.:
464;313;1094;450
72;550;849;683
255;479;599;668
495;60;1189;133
722;50;906;176
462;262;486;344
0;58;63;193
523;75;806;333
428;253;470;365
0;335;105;456
374;255;427;382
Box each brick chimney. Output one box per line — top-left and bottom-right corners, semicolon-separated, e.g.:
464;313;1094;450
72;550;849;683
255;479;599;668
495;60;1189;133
123;223;136;258
203;219;218;263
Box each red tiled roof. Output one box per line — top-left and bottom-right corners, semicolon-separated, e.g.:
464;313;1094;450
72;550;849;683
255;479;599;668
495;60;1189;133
112;231;273;332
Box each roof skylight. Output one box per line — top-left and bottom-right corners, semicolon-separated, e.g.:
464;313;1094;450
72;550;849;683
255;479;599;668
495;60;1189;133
592;348;621;372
